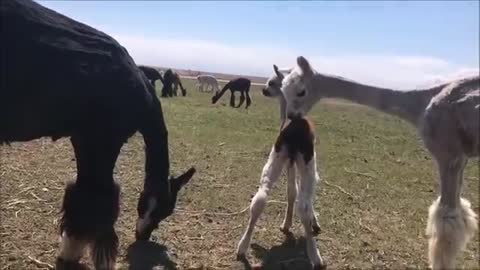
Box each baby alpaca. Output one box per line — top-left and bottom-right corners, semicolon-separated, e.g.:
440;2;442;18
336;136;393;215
236;117;325;270
262;65;321;235
262;65;293;129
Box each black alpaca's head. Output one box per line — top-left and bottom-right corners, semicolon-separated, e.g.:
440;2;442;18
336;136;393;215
211;92;220;104
135;167;196;240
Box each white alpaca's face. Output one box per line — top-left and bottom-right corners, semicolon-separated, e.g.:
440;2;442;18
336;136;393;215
280;56;319;119
281;69;313;118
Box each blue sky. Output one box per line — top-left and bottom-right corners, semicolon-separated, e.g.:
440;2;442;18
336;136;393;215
39;1;479;88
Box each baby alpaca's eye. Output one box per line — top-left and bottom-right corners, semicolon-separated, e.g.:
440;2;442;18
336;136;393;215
297;89;306;97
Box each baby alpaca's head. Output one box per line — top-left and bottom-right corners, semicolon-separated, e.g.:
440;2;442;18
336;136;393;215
262;65;291;98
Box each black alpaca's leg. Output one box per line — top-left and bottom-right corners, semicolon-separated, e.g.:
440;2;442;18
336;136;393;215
230;90;236;107
245;90;252;109
236;91;246;108
57;136;123;270
90;139;122;270
173;83;178;96
56;218;88;269
91;216;119;270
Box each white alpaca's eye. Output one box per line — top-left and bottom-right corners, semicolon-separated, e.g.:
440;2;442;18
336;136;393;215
297;89;306;97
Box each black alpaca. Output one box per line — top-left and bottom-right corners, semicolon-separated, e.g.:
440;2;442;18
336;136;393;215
211;78;252;108
138;65;165;88
1;0;195;269
161;69;187;97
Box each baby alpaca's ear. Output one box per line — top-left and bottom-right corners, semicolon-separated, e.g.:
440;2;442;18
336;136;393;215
273;64;284;80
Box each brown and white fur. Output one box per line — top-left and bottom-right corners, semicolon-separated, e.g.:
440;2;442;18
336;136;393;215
281;56;479;270
236;117;325;270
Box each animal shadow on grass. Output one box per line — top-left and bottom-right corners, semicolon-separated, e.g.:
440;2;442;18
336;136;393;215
126;241;177;270
242;232;314;270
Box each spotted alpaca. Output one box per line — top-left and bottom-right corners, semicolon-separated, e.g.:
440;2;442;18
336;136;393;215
237;117;325;270
261;65;321;235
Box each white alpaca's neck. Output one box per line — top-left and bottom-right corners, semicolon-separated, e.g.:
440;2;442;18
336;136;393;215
310;74;444;125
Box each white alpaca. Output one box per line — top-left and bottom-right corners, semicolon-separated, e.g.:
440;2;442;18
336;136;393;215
196;74;220;93
236;117;325;270
280;56;479;270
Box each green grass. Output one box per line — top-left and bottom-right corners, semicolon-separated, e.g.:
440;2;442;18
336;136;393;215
0;78;478;269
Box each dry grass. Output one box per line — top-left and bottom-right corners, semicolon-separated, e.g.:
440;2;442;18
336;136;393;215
1;78;478;270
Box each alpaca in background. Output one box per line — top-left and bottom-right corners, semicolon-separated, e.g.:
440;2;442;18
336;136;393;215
162;69;187;97
138;65;164;88
196;74;220;93
211;77;252;109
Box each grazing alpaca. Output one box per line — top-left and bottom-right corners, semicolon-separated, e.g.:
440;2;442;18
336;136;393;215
211;77;252;109
138;65;165;88
237;117;324;270
196;74;220;93
1;0;195;269
162;69;187;97
261;66;322;236
280;56;479;270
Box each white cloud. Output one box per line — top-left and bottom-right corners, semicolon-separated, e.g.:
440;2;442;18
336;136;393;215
112;33;296;77
111;33;478;89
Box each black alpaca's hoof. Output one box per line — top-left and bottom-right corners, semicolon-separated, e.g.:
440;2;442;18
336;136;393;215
236;251;248;261
56;257;88;270
135;230;151;241
279;226;292;235
312;224;321;235
313;263;327;270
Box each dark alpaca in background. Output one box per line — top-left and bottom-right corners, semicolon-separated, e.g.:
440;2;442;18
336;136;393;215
161;69;187;97
1;0;195;269
138;65;165;88
211;78;252;109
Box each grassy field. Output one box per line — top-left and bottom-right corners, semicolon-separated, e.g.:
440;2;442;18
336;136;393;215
1;78;478;270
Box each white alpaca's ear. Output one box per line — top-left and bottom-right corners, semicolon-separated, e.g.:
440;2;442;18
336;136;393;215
297;56;313;77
